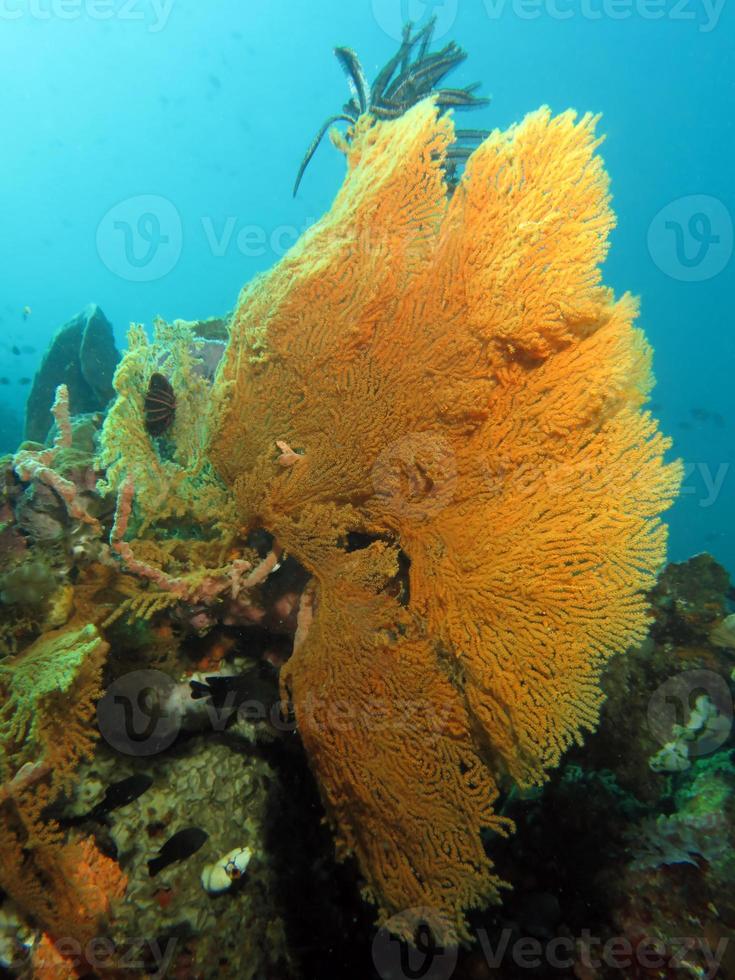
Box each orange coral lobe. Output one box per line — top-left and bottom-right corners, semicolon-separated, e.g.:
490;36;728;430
209;99;681;941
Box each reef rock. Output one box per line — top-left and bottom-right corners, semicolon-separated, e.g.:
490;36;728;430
24;304;119;443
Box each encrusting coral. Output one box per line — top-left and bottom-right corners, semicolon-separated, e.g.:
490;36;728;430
203;98;682;941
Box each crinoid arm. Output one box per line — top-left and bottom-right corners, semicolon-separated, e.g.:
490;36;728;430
384;41;465;104
370;20;414;104
436;85;491;110
294;18;490;193
334;46;370;115
292;113;356;197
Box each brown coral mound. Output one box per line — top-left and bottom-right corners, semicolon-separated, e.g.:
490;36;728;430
209;99;681;940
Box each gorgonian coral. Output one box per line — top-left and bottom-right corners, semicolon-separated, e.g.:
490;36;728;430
206;99;681;941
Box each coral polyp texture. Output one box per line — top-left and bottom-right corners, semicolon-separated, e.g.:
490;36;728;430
199;99;682;940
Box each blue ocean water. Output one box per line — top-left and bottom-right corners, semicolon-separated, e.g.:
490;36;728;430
1;0;732;572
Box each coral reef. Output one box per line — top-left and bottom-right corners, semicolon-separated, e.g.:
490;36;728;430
5;40;725;979
204;99;681;941
61;733;292;978
449;554;735;979
0;372;302;975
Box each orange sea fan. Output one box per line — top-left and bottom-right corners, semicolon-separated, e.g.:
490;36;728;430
0;820;128;977
209;98;682;941
27;837;128;977
0;625;120;967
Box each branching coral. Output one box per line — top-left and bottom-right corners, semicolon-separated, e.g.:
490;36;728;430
98;318;233;530
12;385;100;533
1;827;127;976
0;622;108;791
203;99;682;941
96;318;265;629
0;624;121;965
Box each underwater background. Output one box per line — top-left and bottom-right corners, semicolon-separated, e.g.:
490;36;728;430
1;0;733;571
1;3;735;979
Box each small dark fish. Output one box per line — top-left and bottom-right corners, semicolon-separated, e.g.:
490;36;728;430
11;345;21;355
190;663;283;726
88;774;153;819
148;827;208;877
690;407;710;422
0;377;8;385
18;377;31;385
144;373;176;435
190;662;279;709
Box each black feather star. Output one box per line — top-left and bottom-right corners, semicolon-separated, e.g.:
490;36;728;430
293;17;490;197
144;372;176;436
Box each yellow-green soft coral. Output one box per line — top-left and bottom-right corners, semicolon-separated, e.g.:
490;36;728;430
0;623;108;790
97;317;234;531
